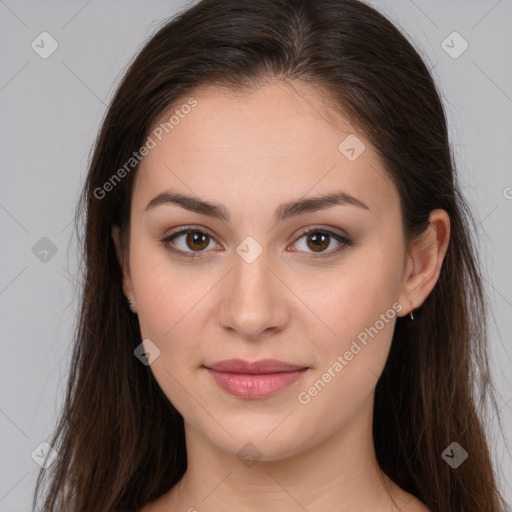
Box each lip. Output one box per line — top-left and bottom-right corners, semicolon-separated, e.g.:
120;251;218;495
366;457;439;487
204;358;308;374
204;359;309;399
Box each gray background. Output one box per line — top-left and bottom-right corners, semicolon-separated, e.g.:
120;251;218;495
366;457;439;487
0;1;510;510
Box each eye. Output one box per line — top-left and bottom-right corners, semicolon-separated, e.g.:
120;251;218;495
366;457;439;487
289;227;352;259
162;228;219;259
161;226;352;260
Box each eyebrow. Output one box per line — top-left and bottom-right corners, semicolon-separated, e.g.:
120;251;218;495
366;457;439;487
144;189;369;223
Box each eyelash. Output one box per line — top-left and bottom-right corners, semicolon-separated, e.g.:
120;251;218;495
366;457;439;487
161;226;352;261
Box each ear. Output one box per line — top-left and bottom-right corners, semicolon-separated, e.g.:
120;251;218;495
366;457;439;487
397;209;450;316
111;225;135;302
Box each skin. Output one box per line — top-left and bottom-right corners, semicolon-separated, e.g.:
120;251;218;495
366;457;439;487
112;80;450;512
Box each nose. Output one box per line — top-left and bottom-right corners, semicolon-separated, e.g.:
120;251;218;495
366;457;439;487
217;248;291;340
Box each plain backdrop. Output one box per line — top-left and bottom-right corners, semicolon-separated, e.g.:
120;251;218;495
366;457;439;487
0;1;511;510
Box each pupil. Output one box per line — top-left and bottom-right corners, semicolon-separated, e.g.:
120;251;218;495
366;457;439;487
309;232;328;251
188;232;208;250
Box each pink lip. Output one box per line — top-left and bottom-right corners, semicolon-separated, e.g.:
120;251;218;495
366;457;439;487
204;359;309;399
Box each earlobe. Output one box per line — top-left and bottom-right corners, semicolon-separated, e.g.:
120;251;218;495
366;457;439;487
397;209;450;316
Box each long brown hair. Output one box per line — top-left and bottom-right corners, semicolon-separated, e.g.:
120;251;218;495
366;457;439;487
32;0;508;510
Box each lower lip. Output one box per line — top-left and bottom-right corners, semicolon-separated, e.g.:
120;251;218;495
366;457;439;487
205;368;308;399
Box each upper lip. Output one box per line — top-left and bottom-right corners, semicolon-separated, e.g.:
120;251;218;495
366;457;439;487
204;359;308;374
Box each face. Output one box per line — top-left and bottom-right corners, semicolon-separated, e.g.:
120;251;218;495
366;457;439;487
116;81;413;460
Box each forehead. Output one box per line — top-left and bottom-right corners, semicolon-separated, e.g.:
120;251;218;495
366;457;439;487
132;81;399;219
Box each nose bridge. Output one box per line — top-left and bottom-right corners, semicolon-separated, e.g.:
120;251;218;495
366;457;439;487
218;242;289;338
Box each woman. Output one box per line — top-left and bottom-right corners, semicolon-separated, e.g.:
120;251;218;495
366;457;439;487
33;0;508;511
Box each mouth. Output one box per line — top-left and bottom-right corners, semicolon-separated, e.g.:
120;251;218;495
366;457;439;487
203;359;309;399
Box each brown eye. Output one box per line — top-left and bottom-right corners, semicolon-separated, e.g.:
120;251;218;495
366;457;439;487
184;231;210;251
162;228;217;259
306;231;330;252
291;228;352;259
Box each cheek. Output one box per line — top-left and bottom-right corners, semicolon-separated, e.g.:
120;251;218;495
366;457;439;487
134;271;204;357
308;241;403;336
303;285;397;397
128;245;187;350
295;274;401;425
132;265;208;410
299;242;403;387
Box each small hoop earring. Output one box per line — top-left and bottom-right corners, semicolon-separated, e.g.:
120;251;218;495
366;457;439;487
410;310;414;320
